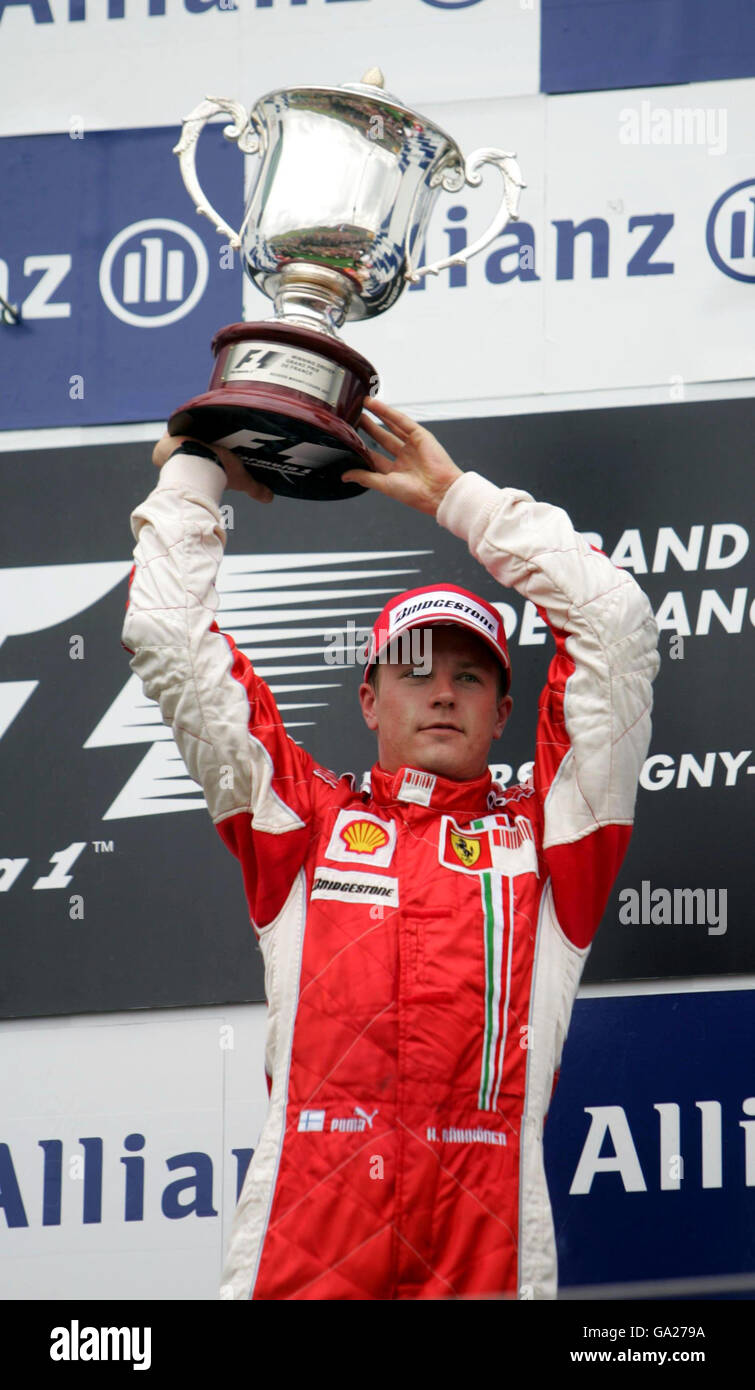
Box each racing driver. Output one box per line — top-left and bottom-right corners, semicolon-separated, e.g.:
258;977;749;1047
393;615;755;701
121;396;660;1300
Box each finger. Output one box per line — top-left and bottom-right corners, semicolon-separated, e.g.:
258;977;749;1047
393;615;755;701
210;440;245;472
208;444;271;500
341;468;393;495
242;475;275;503
369;403;429;448
361;396;417;436
356;444;400;474
227;462;274;503
152;433;192;468
358;414;404;457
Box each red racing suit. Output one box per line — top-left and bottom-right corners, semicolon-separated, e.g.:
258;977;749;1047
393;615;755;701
121;449;659;1300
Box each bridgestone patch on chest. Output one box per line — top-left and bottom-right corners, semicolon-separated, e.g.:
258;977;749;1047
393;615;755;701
311;867;399;907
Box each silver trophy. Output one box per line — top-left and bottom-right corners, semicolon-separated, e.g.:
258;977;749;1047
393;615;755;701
169;68;525;500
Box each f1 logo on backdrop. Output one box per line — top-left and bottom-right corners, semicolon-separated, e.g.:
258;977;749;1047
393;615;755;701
706;178;755;283
99;218;209;327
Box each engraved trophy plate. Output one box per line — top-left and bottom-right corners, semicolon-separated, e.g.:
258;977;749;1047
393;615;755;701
220;341;347;408
168;71;525;500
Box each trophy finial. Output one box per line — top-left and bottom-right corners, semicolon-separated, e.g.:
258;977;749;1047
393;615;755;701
360;67;385;88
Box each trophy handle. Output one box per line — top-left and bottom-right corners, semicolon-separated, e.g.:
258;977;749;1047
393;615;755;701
173;97;264;252
406;148;526;283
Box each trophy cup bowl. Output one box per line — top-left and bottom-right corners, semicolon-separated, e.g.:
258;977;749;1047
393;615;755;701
169;71;525;500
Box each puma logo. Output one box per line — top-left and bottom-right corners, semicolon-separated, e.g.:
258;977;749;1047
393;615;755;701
354;1106;378;1129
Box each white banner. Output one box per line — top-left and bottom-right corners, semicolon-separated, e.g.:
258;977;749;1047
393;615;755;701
0;1005;269;1299
0;0;539;137
342;77;755;406
0;69;751;429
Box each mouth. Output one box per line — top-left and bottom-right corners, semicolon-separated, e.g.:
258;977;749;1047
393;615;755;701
419;724;463;733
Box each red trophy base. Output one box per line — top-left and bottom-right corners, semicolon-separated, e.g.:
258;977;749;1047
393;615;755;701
168;321;377;501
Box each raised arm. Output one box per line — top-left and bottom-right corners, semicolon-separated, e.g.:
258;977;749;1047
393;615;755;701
437;472;660;947
121;438;317;931
346;399;661;948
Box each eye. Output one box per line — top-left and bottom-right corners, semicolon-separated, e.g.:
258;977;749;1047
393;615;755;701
458;672;481;683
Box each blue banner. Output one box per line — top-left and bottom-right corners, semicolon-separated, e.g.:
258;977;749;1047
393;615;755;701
547;989;755;1292
542;0;755;94
0;128;243;429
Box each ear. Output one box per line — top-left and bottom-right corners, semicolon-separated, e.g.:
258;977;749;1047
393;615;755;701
493;694;513;740
359;679;379;732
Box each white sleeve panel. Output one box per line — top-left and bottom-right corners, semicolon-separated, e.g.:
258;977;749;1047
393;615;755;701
436;471;660;843
121;453;303;831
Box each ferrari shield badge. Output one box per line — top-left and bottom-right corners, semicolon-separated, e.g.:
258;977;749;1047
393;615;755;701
450;830;482;867
440;815;539;878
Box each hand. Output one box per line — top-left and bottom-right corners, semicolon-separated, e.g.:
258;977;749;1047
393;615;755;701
151;434;274;504
341;397;463;517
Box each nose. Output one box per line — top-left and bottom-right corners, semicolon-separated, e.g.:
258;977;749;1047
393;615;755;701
429;670;456;705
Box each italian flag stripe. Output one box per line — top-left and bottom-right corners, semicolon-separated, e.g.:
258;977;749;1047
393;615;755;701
492;877;515;1111
474;820;507;1113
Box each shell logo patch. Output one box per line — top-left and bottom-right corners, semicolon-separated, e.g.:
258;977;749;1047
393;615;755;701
340;820;389;855
450;831;481;867
325;810;397;867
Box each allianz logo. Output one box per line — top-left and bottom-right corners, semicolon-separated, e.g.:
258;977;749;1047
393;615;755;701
0;1133;256;1228
87;178;755;313
409;178;755;287
570;1097;755;1194
4;0;479;25
0;218;210;330
3;1095;752;1233
2;176;751;333
98;218;209;327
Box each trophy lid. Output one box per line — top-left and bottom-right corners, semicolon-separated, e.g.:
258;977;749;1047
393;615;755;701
253;70;463;164
339;68;450;130
340;66;394;99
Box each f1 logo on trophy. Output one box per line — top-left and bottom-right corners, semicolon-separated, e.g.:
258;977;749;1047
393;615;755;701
169;68;525;500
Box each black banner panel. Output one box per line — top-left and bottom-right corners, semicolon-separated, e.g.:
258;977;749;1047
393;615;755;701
0;395;752;1018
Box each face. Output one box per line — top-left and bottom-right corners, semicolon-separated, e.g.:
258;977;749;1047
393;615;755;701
359;626;512;782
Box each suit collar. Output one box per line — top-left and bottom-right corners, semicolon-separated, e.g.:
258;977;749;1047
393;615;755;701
369;763;494;814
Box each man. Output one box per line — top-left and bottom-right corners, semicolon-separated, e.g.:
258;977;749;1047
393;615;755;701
121;397;660;1300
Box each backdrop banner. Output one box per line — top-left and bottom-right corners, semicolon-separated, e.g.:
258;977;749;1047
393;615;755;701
0;394;752;1018
0;0;537;138
546;988;755;1296
1;989;753;1300
2;80;753;432
542;0;755;94
0;127;242;430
